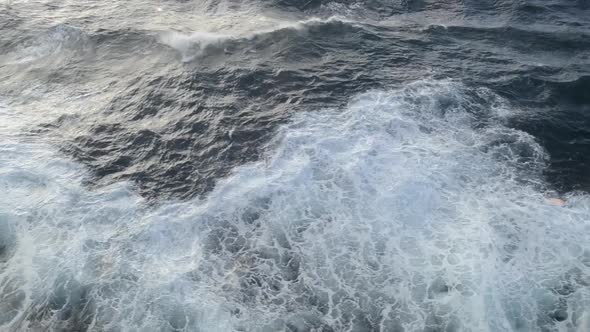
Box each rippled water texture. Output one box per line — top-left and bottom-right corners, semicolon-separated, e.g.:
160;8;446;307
1;0;589;331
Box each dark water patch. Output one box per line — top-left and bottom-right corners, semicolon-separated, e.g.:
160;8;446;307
496;117;587;194
426;25;590;54
266;0;590;25
548;75;590;105
517;0;590;18
268;0;514;17
65;69;292;200
57;22;402;199
500;76;590;193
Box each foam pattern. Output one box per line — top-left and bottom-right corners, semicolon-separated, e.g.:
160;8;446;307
158;17;353;62
1;81;589;331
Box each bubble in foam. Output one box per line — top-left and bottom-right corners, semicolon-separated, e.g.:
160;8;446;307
1;81;589;331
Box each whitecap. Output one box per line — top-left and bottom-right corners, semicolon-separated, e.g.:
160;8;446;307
1;81;588;331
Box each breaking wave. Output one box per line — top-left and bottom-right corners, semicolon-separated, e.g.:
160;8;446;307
1;81;589;331
159;17;356;62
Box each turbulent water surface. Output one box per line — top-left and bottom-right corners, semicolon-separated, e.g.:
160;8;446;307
1;0;590;331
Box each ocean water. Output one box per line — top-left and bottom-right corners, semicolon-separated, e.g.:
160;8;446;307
1;1;589;331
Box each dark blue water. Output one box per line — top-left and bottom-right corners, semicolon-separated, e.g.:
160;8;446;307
0;1;589;331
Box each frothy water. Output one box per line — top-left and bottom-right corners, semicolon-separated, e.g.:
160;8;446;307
159;16;354;61
1;82;589;331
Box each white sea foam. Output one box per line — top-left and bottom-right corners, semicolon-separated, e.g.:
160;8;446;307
159;16;352;61
0;81;589;331
159;31;230;61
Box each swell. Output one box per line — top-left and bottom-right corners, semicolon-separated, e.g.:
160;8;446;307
3;14;589;200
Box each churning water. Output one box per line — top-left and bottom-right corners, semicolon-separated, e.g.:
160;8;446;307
1;1;589;331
